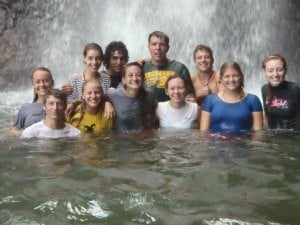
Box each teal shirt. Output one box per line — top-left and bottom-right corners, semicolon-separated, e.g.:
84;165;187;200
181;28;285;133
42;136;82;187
143;60;194;101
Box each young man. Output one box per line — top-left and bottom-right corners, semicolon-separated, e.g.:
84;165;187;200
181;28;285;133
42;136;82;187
21;89;81;139
190;44;223;105
102;41;129;88
143;31;194;102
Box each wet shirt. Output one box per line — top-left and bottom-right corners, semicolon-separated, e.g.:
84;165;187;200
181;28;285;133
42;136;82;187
14;102;44;129
202;93;263;134
156;101;198;129
261;81;300;130
107;88;157;133
143;60;194;102
21;121;81;139
67;106;113;133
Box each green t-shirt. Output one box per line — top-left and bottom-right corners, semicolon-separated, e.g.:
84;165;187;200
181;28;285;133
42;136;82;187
143;60;194;101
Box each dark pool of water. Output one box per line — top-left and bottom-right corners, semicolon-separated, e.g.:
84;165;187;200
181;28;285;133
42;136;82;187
0;127;299;225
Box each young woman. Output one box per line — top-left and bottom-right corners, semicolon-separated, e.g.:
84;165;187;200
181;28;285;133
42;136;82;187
21;89;81;139
261;54;300;130
62;43;115;118
13;67;54;130
107;62;158;133
67;80;113;133
200;61;263;134
156;74;199;129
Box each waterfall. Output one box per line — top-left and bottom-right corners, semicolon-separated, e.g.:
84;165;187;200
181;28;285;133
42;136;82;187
1;0;299;95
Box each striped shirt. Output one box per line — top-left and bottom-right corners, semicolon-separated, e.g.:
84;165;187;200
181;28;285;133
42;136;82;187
67;73;111;103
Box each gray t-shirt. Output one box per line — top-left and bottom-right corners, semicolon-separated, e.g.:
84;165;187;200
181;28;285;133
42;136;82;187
107;88;156;133
14;103;44;129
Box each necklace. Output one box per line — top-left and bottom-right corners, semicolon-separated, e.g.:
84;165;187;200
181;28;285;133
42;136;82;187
197;71;213;86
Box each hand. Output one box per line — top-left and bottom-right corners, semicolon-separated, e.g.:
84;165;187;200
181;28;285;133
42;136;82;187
104;101;116;119
61;84;73;96
200;85;211;97
65;103;75;117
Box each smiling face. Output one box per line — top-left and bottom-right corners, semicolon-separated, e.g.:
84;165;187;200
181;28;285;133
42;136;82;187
263;59;286;87
122;65;144;91
166;77;186;104
83;49;103;73
148;35;169;65
32;70;54;100
221;67;243;91
82;81;103;109
194;50;213;73
44;95;66;120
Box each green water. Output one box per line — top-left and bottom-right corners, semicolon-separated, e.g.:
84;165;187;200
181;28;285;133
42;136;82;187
0;127;299;225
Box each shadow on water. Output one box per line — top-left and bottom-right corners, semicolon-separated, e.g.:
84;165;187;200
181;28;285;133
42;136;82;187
0;127;299;225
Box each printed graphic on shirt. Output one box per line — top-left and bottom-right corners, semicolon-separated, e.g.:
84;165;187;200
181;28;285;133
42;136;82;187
270;98;288;109
145;70;175;88
84;124;96;133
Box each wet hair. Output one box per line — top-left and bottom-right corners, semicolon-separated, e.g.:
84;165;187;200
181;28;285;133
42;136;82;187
70;80;105;129
31;67;54;102
83;43;103;58
81;79;105;109
103;41;129;69
165;74;186;88
148;31;169;46
262;54;287;106
123;62;158;129
220;61;245;97
44;89;67;106
193;44;214;63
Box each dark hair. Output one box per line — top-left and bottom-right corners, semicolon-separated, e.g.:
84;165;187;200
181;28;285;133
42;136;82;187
31;67;54;102
83;43;103;58
220;61;245;97
103;41;129;69
193;44;214;63
123;62;158;129
262;54;287;106
148;31;169;46
44;89;67;106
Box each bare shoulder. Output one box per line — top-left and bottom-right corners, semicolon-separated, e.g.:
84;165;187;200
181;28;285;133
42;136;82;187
190;72;198;82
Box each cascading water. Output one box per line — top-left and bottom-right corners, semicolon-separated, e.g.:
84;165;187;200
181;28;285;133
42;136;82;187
2;0;299;91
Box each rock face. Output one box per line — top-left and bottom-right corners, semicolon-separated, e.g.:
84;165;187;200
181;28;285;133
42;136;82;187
0;0;26;89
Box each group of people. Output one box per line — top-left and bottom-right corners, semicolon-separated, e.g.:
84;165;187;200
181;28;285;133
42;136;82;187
12;31;300;139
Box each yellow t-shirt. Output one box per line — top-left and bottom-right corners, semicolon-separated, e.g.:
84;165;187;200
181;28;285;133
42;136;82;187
67;110;113;133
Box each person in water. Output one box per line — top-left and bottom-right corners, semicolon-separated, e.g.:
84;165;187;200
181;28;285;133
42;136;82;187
12;67;54;130
190;44;223;105
261;54;300;130
143;31;194;101
21;89;81;139
200;61;263;134
156;74;199;129
102;41;129;89
61;42;115;118
67;80;113;133
107;62;158;133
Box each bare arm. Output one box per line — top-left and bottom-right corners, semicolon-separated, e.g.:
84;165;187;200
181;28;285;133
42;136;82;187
104;101;116;119
252;111;263;131
200;110;211;131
